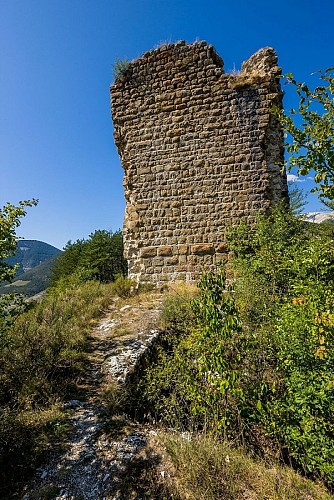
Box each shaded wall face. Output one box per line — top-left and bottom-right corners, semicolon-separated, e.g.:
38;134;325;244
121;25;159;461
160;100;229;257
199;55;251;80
110;41;288;283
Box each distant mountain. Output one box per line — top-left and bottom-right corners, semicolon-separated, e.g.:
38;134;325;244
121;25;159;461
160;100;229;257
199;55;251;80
0;256;59;297
6;240;61;276
303;212;334;224
0;240;62;297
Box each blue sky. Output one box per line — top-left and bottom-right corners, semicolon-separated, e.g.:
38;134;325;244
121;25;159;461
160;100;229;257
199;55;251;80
1;0;333;249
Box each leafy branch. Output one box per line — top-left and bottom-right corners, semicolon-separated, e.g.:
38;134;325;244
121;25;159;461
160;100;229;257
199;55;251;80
0;199;38;283
273;68;334;208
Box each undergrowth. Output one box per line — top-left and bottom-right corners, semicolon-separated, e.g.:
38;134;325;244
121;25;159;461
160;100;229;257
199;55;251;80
0;277;115;495
162;432;333;499
134;205;334;491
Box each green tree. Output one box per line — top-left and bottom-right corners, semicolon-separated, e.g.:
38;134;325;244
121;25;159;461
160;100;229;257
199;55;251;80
275;69;334;208
80;230;127;282
288;185;308;215
50;239;85;285
51;230;127;285
0;200;38;283
0;200;37;340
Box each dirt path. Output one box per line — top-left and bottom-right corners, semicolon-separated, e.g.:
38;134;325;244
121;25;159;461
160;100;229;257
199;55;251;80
22;292;166;499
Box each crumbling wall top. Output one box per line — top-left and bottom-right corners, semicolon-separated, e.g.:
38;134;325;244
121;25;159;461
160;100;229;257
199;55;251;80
241;46;280;75
111;41;280;91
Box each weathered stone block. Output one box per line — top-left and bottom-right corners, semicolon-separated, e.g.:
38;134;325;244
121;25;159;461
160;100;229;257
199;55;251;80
157;246;173;256
191;244;215;255
177;245;189;255
140;247;157;258
165;256;179;265
216;242;229;253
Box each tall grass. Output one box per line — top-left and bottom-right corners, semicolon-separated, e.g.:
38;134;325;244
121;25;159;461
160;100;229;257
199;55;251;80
163;432;333;499
0;278;115;495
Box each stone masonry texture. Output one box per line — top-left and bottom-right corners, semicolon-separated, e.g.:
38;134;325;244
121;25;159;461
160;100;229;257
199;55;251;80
110;41;288;284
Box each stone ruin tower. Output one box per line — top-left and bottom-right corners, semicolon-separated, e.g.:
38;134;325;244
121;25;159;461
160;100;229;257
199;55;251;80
110;41;288;284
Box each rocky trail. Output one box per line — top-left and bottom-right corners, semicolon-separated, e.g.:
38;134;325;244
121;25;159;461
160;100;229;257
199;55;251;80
22;291;169;499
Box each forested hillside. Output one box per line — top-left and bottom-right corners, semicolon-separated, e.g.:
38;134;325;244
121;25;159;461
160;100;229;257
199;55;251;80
5;239;61;275
0;240;61;297
0;257;58;297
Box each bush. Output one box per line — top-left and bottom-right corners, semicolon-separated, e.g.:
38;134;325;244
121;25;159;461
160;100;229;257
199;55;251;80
0;293;30;347
111;274;135;298
228;205;334;482
137;271;246;431
132;285;196;424
137;205;334;486
160;285;196;334
265;287;334;479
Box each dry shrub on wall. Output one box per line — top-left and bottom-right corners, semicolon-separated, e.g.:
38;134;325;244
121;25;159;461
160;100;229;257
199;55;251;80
112;57;131;81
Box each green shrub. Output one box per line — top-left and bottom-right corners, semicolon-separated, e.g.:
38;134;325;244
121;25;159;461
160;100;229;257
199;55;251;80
160;286;195;334
111;274;135;298
0;293;30;347
112;57;131;81
132;286;196;424
137;205;334;486
228;205;334;483
137;270;247;431
264;287;334;480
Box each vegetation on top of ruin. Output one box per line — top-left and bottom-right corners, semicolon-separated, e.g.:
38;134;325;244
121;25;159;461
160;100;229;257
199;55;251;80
112;57;131;81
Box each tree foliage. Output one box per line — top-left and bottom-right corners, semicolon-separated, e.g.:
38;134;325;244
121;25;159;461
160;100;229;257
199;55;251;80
51;229;127;285
0;200;38;283
288;185;308;215
0;200;38;340
274;69;334;207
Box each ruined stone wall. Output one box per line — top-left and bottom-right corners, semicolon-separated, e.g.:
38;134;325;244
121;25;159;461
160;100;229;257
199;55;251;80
110;41;288;283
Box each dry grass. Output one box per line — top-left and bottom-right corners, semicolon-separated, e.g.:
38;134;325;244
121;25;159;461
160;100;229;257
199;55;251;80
161;432;332;500
166;281;198;297
100;377;126;415
228;71;268;90
112;289;164;334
